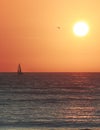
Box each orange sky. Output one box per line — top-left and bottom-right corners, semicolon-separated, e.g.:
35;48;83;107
0;0;100;72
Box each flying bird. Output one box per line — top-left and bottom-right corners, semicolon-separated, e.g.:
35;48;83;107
57;26;61;29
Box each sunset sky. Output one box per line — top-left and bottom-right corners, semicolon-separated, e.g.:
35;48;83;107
0;0;100;72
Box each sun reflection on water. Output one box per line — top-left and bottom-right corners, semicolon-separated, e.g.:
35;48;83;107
58;97;99;123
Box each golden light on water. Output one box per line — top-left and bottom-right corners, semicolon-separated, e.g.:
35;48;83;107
73;21;89;37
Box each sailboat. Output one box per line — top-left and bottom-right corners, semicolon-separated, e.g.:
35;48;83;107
17;64;23;74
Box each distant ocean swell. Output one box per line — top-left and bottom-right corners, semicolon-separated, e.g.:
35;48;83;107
0;73;99;129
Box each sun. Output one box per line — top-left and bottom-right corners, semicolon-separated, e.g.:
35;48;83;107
73;21;89;37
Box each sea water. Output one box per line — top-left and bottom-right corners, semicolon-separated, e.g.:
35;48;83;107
0;72;99;130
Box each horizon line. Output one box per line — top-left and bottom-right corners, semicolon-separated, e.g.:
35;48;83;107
0;71;100;73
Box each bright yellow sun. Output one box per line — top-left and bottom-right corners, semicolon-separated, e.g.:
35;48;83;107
73;21;89;37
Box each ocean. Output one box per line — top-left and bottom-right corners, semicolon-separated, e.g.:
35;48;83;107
0;72;99;130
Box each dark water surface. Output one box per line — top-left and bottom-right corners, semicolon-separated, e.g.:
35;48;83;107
0;72;99;129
